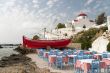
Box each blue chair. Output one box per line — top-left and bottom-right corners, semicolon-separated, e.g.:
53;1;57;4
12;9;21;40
67;51;73;55
55;56;63;69
68;57;73;66
66;49;73;55
49;50;56;55
83;55;93;59
91;60;100;73
83;55;89;59
88;55;93;59
77;55;83;60
73;48;76;51
73;52;77;55
78;51;84;56
73;56;77;64
38;49;45;57
92;51;97;54
102;53;108;58
63;52;67;56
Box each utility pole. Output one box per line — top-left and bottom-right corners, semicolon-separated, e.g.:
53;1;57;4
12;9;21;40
44;28;46;39
72;24;75;32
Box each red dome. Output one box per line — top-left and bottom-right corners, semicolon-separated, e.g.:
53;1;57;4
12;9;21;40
74;20;78;22
78;13;87;16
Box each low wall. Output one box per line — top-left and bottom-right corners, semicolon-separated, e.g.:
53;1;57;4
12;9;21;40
67;43;81;49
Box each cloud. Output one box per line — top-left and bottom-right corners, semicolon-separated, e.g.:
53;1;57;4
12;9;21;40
93;3;100;9
0;0;63;43
33;4;39;8
0;0;43;43
72;8;93;18
32;0;39;4
47;0;59;8
85;0;94;6
32;0;39;8
80;8;92;13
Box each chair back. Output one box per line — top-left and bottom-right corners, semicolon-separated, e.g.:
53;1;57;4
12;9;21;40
83;55;89;59
73;56;77;64
102;53;108;58
67;50;73;55
39;49;45;57
78;51;84;55
77;55;83;60
92;51;97;54
91;60;100;69
55;56;63;69
56;56;63;64
88;55;93;59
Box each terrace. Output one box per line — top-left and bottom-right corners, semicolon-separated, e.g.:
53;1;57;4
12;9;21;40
28;49;110;73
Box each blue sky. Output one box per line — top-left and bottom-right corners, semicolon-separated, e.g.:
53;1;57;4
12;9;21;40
0;0;110;43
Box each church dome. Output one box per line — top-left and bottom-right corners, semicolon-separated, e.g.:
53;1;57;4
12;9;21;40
78;13;87;16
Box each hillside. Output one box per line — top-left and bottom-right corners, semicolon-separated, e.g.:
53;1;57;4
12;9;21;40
72;26;108;50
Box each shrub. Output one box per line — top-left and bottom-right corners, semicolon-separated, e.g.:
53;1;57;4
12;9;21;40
107;42;110;52
56;23;66;29
32;35;39;40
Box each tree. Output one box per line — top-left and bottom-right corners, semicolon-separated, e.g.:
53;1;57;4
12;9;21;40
56;23;66;29
72;25;75;31
95;12;107;25
32;35;39;40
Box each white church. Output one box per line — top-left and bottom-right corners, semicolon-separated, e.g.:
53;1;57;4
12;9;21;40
72;13;95;29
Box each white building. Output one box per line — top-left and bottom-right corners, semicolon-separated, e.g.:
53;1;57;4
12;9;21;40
107;16;110;31
65;22;73;28
72;13;95;30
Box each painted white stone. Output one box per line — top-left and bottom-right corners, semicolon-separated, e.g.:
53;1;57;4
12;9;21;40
92;36;109;53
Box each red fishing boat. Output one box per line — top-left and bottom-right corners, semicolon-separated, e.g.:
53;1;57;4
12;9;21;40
23;36;71;48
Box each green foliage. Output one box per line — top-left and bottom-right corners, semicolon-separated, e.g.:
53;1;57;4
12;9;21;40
107;42;110;52
32;35;39;40
56;23;66;29
73;26;108;50
99;26;108;32
95;12;107;25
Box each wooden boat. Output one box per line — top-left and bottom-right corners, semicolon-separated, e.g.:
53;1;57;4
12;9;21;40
23;36;71;48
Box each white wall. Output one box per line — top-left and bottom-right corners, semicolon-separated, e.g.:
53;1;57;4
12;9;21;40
73;19;94;28
76;16;87;20
107;16;110;31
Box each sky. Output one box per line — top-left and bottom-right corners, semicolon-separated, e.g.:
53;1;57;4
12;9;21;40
0;0;110;44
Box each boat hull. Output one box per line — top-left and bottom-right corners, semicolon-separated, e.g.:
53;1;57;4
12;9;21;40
23;36;71;48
